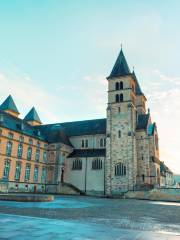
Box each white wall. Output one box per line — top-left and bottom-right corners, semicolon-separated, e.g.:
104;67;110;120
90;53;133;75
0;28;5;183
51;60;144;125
64;157;105;194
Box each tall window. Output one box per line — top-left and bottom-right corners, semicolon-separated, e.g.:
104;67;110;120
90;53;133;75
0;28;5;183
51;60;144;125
120;81;123;90
14;162;21;180
17;143;23;158
35;149;40;161
6;141;12;156
85;139;88;148
142;174;145;182
3;160;10;178
81;139;84;148
116;94;119;103
92;158;102;170
27;147;32;160
82;139;88;148
120;93;124;102
33;166;39;182
100;138;104;147
115;162;126;176
72;159;82;170
100;138;106;147
29;138;33;145
24;164;31;181
43;151;47;162
41;167;46;183
115;82;119;90
118;130;121;138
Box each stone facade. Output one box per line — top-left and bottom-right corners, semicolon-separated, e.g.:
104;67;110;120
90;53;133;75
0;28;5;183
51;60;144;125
0;48;173;195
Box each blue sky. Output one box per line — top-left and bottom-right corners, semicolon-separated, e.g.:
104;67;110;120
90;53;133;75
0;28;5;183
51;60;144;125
0;0;180;173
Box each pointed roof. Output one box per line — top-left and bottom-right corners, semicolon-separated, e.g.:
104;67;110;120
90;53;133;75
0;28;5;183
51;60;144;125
0;95;19;114
132;70;143;96
24;107;41;123
108;49;131;79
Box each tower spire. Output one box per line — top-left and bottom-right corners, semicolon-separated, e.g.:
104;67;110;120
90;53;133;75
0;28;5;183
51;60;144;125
107;48;131;79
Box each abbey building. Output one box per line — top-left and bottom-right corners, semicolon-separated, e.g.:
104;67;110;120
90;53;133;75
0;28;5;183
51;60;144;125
0;49;173;195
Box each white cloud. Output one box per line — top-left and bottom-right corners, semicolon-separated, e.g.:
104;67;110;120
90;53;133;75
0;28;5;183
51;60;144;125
147;70;180;173
0;70;63;123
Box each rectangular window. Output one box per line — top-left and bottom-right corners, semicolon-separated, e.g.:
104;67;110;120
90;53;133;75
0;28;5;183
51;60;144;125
3;160;10;178
118;130;121;138
14;162;21;180
27;147;32;160
19;136;24;142
35;149;40;161
24;164;31;181
6;141;12;156
81;140;84;148
43;151;47;162
41;167;46;183
85;139;88;148
17;143;23;158
33;166;39;182
8;132;13;139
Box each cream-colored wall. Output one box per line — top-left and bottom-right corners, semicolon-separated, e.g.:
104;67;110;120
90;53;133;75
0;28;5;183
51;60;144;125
69;134;106;149
0;127;47;188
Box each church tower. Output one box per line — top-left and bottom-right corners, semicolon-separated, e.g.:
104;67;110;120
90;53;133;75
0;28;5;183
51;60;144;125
105;49;137;195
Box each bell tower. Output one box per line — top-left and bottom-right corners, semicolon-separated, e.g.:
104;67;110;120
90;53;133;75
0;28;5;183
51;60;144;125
105;48;137;195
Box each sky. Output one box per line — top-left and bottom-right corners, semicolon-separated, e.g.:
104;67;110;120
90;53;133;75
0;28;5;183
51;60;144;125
0;0;180;173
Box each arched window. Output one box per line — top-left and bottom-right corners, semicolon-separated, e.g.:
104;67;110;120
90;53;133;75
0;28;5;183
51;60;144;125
72;159;82;170
116;94;119;103
17;143;23;158
115;162;126;176
115;82;119;90
120;93;123;102
120;81;123;90
92;158;102;170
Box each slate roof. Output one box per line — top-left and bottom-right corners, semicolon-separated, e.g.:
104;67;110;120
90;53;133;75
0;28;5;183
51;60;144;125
147;123;155;136
160;162;173;174
35;124;72;146
0;110;45;141
132;71;143;96
68;148;106;158
0;95;19;114
59;118;106;137
35;118;106;146
24;107;41;123
136;114;149;130
107;49;131;79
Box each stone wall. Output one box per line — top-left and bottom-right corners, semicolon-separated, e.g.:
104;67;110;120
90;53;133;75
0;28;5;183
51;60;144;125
124;188;180;202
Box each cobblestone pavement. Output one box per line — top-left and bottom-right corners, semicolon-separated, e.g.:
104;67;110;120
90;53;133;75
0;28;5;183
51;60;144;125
0;195;180;239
